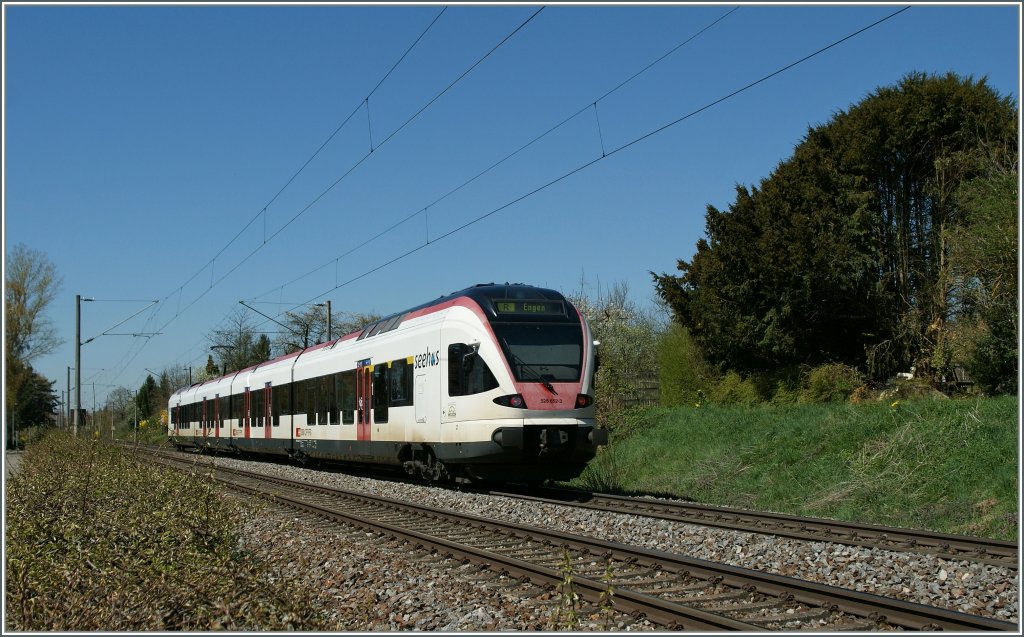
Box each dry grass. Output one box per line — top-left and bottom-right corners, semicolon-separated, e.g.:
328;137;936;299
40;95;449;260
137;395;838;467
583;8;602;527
4;432;338;631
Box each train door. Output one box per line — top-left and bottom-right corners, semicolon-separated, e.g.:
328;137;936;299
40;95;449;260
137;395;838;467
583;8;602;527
214;394;220;439
201;398;208;439
243;387;251;439
264;383;273;440
356;360;371;441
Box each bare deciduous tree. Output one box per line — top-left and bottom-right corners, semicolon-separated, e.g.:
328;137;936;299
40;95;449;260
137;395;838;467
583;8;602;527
5;243;63;364
208;307;274;374
5;244;63;415
274;307;382;355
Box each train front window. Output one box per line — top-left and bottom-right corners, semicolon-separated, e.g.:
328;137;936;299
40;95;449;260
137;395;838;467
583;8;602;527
491;323;582;383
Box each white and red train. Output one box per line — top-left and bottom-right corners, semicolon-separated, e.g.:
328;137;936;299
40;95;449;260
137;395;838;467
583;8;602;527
168;284;608;483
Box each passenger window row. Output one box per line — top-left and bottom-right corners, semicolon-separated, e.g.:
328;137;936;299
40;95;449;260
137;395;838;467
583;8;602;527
170;357;415;429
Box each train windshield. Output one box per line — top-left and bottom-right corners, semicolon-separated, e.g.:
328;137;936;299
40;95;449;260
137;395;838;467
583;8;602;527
491;323;583;383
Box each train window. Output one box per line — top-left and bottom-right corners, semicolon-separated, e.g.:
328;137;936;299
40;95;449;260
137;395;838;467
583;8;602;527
389;359;412;407
318;376;329;425
448;343;499;396
303;379;313;424
260;388;267;427
273;382;283;418
367;320;388;338
294;380;305;417
327;374;338;425
491;323;582;382
381;314;404;333
248;389;257;427
251;389;262;427
372;365;389;423
340;370;355;424
269;383;280;427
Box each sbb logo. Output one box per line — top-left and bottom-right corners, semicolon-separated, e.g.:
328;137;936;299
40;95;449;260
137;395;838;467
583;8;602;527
414;348;439;369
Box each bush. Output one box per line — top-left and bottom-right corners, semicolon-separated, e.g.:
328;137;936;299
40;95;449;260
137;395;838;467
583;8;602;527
5;432;334;631
568;282;663;427
968;305;1018;395
802;363;863;403
710;371;760;406
658;323;714;407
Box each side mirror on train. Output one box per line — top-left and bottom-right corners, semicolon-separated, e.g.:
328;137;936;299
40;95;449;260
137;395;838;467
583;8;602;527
462;343;479;372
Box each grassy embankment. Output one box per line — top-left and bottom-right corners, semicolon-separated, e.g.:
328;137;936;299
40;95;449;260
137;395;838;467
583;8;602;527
572;396;1018;541
4;434;337;631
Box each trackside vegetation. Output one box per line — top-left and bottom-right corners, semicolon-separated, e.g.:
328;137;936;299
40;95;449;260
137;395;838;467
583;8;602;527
653;72;1018;393
573;396;1018;541
4;434;336;631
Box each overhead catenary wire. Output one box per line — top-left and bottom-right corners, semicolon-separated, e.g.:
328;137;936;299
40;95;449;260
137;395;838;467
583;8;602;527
151;7;450;325
99;6;909;394
274;6;912;320
95;8;464;385
249;5;740;303
150;7;544;341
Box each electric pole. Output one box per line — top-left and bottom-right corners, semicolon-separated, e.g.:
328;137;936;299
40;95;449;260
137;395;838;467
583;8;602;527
75;295;81;436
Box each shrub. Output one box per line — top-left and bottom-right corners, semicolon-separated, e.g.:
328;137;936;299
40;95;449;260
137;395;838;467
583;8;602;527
802;363;863;403
710;371;760;406
658;323;714;407
568;282;663;427
770;381;801;405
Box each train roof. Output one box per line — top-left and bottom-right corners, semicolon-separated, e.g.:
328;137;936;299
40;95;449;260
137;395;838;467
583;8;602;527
353;283;573;339
173;284;572;397
398;282;568;320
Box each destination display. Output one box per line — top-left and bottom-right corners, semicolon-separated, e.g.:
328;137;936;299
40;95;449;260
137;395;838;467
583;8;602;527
494;300;565;316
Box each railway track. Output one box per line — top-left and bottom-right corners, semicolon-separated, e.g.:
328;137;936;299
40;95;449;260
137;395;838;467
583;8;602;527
125;441;1018;570
149;450;1016;631
485;486;1020;570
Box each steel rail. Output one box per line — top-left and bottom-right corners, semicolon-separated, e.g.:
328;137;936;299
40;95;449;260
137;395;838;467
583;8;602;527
153;454;756;631
150;453;1017;632
484;486;1019;570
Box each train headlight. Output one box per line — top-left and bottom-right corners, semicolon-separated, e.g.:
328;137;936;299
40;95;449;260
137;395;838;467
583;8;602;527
574;394;593;409
493;394;527;409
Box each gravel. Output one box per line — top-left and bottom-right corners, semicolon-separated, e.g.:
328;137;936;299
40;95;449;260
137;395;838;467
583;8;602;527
205;453;1018;629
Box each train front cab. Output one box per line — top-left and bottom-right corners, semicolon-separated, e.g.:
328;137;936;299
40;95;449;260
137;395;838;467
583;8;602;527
434;294;608;483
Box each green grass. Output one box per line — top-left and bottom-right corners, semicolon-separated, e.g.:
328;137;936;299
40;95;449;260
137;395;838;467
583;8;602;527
573;396;1018;540
4;432;337;631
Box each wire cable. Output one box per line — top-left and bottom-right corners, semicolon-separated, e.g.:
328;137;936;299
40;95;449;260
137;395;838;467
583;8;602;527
249;5;739;302
154;8;450;323
279;6;912;316
150;8;544;342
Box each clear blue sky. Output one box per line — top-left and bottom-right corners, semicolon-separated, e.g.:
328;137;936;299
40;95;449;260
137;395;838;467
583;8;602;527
4;2;1020;407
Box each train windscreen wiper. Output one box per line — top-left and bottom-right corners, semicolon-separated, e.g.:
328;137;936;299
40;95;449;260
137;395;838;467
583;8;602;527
500;337;557;395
